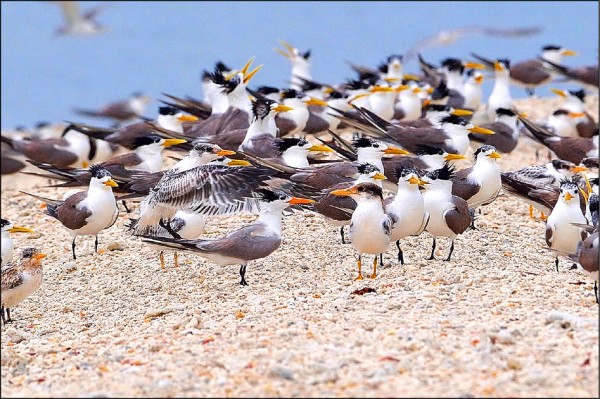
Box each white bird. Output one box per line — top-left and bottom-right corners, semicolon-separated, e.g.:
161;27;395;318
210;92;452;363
1;219;35;266
55;1;107;36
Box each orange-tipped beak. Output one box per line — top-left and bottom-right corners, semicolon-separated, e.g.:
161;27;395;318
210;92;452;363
216;149;236;156
488;151;501;159
178;114;199;122
469;126;495;135
569;112;586;118
288;197;315;205
383;147;410;155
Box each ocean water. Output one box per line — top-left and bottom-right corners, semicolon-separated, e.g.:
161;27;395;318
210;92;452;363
1;1;598;129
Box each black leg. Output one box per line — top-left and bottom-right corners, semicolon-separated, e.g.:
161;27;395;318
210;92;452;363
396;240;404;265
94;235;99;253
340;226;346;244
444;240;455;262
121;200;131;213
72;237;77;260
1;306;5;325
555;257;559;272
6;308;11;323
239;264;248;286
427;238;436;260
469;208;477;230
570;263;578;270
594;281;598;304
379;253;384;268
159;218;182;239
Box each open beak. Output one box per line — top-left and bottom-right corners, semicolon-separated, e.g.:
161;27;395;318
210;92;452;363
561;49;578;56
464;62;486;70
104;179;119;187
330;188;355;197
308;144;334;153
304;97;328;107
274;104;294;113
33;253;47;260
243;65;263;84
240;57;255;76
452;109;473;116
469;126;495;135
407;175;420;185
488;151;502;159
383;147;410;155
178;114;199;122
373;172;387;180
564;192;574;202
288;197;315;205
8;226;35;234
445;153;467;161
551;88;567;97
216;149;236;156
227;159;251;167
162;138;187;147
571;165;589;174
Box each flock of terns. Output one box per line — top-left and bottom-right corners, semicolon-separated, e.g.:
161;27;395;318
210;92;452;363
1;39;599;325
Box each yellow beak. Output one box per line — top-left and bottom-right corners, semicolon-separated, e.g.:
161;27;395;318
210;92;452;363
304;97;328;107
178;114;199;122
422;99;431;107
288;197;315;205
561;49;578;56
33;253;47;260
488;151;501;159
569;112;586;118
452;109;473;116
474;75;484;84
464;62;486;70
240;57;255;76
216;149;236;156
384;77;401;83
469;126;495;135
243;65;263;84
162;138;187;147
494;61;505;72
373;172;387;180
394;84;410;93
8;226;35;234
407;175;420;185
551;88;567;97
308;144;334;153
383;147;410;155
104;179;119;187
444;153;468;161
330;188;355;197
371;85;395;93
348;92;371;104
403;73;422;81
274;104;294;113
564;192;574;202
227;159;251;167
571;165;589;173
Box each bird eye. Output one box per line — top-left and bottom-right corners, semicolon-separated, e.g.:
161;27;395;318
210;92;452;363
373;143;379;148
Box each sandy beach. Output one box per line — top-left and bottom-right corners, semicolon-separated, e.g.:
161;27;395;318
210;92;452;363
1;97;598;397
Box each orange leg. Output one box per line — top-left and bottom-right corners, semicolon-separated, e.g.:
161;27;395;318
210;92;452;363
354;256;364;281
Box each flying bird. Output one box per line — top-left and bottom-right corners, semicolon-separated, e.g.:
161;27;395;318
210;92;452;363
54;1;108;36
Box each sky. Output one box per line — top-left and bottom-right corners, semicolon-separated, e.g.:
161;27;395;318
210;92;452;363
1;1;598;129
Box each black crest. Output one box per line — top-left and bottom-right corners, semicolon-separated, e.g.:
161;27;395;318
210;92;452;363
473;145;496;160
415;144;445;156
431;81;449;100
428;162;456;181
345;79;371;91
581;157;599;169
542;45;562;51
274;137;309;153
568;89;585;102
35;121;50;129
215;61;231;72
21;247;39;259
299;78;323;92
158;106;178;116
439;114;469;126
394;165;420;180
131;134;162;148
424;104;451;113
328;90;345;99
441;58;465;73
208;67;227;86
256;85;280;96
356;162;380;175
255;188;288;202
497;58;510;69
251;96;276;120
301;49;311;60
1;218;9;229
354;182;384;199
559;179;578;192
89;164;112;179
280;89;304;99
192;143;217;153
496;108;516;117
552;109;569;116
352;136;378;149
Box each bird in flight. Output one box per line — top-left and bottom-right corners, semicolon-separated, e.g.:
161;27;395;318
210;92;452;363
53;1;108;36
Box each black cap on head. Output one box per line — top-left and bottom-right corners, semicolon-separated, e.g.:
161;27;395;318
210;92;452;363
274;137;309;153
21;247;39;259
551;159;575;171
568;89;585;102
394;165;420;180
158;106;178;116
353;182;384;199
1;219;9;229
256;86;281;96
251;96;276;120
131;134;162;149
89;164;112;179
441;58;464;74
496;108;516;117
552;109;569;116
559;179;578;191
280;89;304;99
356;162;380;175
301;49;311;60
428;162;455;181
192;143;217;153
431;81;449;100
255;188;289;203
542;45;562;51
497;58;511;69
473;145;497;159
35;121;50;129
416;144;445;156
352;136;379;149
439;114;469;126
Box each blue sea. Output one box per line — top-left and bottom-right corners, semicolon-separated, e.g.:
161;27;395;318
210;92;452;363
1;1;598;129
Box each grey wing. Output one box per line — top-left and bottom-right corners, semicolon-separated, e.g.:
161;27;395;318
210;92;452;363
545;223;555;247
199;224;282;261
451;176;481;202
445;196;471;235
1;263;23;291
382;216;392;237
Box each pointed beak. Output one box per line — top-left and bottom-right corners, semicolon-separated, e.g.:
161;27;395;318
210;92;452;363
240;57;255;76
287;197;315;205
8;226;35;234
551;88;567;97
227;159;251;167
216;149;236;156
383;147;410;155
330;188;354;197
275;48;291;59
82;161;90;168
304;97;328;107
178;114;199;122
579;188;589;203
308;144;334;153
418;179;429;186
474;75;484;84
422;99;431;106
488;151;502;159
162;138;188;147
444;153;468;161
384;77;401;83
371;85;395;93
452;109;473;116
394;84;410;93
426;87;434;94
104;179;119;187
564;192;574;202
407;175;420;185
243;65;263;84
33;253;47;260
274;104;294;113
348;92;371;104
571;165;589;173
464;62;486;70
494;61;505;72
469;126;495;135
569;112;586;118
403;73;421;81
561;49;578;56
279;39;295;53
412;87;421;94
373;172;387;180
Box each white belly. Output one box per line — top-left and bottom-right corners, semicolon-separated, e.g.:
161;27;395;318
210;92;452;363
424;195;456;238
349;209;390;255
386;200;426;241
1;272;42;308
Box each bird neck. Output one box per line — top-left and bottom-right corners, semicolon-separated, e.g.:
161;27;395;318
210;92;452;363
356;151;384;173
228;85;251;112
242;115;277;146
290;60;311;91
282;148;310;168
445;71;464;92
157;115;183;134
258;207;284;235
135;145;164;171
